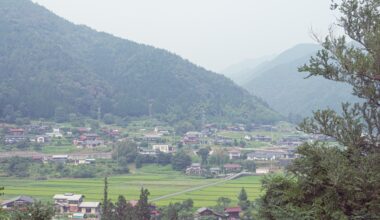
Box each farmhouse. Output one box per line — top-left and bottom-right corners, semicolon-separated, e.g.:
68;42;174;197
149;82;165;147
8;128;25;136
227;149;241;160
4;135;28;144
247;150;288;161
78;202;101;216
186;163;204;176
1;195;34;209
46;128;63;138
223;164;242;173
195;207;225;220
225;207;242;220
53;193;101;218
152;144;175;153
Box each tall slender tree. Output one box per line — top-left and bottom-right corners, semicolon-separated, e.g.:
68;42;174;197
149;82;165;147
136;187;151;220
256;0;380;219
101;176;113;220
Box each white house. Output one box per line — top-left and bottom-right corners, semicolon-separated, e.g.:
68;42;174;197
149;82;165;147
152;144;175;153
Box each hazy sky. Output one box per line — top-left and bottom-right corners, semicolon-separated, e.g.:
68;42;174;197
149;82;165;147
32;0;337;72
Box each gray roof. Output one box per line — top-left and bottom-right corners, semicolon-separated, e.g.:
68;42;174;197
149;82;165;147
1;195;34;205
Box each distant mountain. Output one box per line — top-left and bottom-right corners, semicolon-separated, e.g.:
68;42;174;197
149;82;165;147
0;0;280;125
243;44;359;118
221;55;274;85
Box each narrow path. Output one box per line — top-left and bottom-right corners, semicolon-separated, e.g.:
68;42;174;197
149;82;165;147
149;172;245;202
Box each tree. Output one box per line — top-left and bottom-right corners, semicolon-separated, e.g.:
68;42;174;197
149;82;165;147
166;203;178;220
197;148;210;166
171;151;192;171
28;201;55;220
216;197;231;210
238;188;250;211
256;0;380;219
136;187;151;220
115;195;128;220
101;176;113;220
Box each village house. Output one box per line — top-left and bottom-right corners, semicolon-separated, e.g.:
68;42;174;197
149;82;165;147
4;135;28;144
53;193;83;213
154;127;170;136
225;207;242;220
246;150;288;161
78;202;101;217
185;163;204;176
46;128;63;138
51;155;69;163
8;128;25;136
1;195;34;210
214;136;234;145
152;144;175;153
53;193;101;218
210;167;221;176
223;164;242;173
195;207;225;220
228;149;241;160
138;149;157;156
73;133;105;148
252;135;272;142
182;131;202;145
143;133;163;142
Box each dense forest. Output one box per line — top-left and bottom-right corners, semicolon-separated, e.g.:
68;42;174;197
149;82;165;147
0;0;280;125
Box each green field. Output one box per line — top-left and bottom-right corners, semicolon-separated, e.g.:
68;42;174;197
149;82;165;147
0;165;262;207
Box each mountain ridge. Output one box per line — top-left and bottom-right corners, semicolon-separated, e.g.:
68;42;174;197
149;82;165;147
0;0;280;125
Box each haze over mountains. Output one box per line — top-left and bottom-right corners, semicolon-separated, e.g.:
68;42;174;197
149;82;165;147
222;44;358;118
0;0;281;125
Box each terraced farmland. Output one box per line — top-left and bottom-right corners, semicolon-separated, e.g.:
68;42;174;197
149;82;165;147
0;165;262;207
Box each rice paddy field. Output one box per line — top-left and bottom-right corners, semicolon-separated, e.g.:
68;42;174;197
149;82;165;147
0;165;263;207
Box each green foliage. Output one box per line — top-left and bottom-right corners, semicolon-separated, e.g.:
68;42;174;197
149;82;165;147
0;0;280;125
161;199;194;220
197;148;210;166
113;141;137;173
171;151;192;171
255;0;380;219
10;201;55;220
136;187;151;220
115;195;132;220
216;197;231;211
238;188;250;211
102;176;112;220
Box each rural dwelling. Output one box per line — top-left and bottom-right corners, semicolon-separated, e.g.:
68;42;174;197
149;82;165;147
78;202;101;217
1;195;34;209
228;149;241;160
54;193;84;213
46;128;63;138
195;207;225;220
8;128;25;136
183;131;202;145
4;135;28;144
223;164;242;173
256;168;270;174
143;133;163;142
152;144;175;153
53;193;101;218
186;163;204;176
36;136;46;143
246;150;287;161
225;207;242;220
51;155;69;163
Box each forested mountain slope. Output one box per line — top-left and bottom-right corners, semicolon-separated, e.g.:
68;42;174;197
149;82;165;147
243;44;358;118
0;0;280;124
